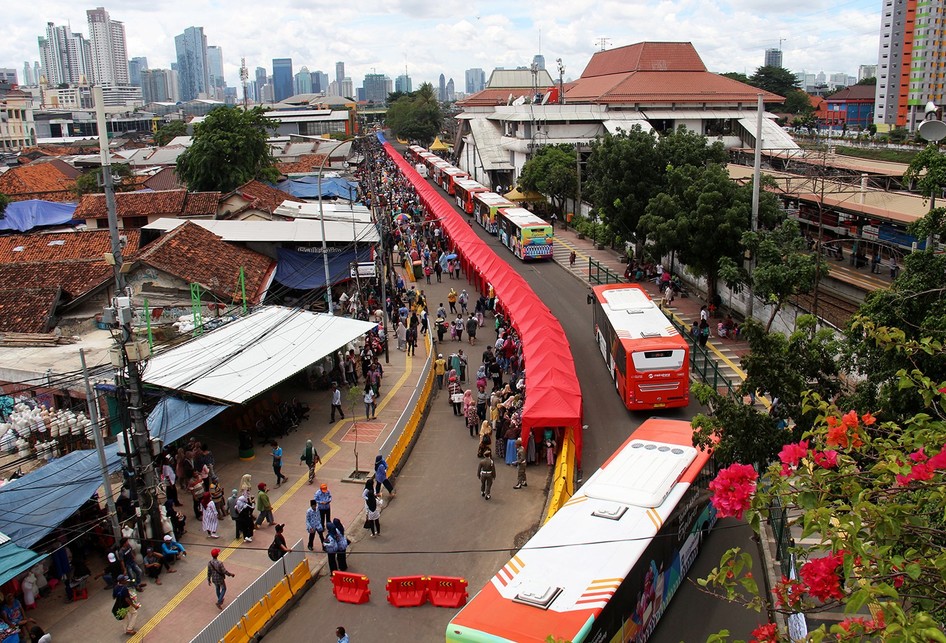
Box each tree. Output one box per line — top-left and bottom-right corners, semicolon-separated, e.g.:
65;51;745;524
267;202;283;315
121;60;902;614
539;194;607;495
73;163;136;197
904;143;946;210
175;106;279;193
700;352;946;641
747;65;799;97
518;144;577;215
385;83;443;146
0;192;8;219
743;218;826;331
782;89;814;116
655;126;727;170
721;72;750;84
153;120;187;147
691;383;782;469
856;76;877;85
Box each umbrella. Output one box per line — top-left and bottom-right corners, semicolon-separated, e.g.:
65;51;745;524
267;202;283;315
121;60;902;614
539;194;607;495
444;253;458;261
395;213;410;222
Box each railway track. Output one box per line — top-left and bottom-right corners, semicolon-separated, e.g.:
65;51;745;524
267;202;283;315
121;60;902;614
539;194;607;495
792;288;863;330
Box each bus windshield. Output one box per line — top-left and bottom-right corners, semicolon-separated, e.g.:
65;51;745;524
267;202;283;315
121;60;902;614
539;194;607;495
631;349;686;372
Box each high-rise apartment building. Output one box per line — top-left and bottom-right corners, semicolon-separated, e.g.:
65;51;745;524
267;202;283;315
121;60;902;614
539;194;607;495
174;26;209;101
335;62;345;88
206;45;225;100
141;68;179;104
272;58;293;101
875;0;946;130
295;66;312;95
23;63;33;86
395;73;412;94
87;7;129;85
128;57;148;86
858;64;877;81
254;67;267;102
438;73;446;102
363;73;389;103
464;68;485;94
38;22;93;86
446;78;455;102
764;48;783;68
340;77;354;99
311;70;329;94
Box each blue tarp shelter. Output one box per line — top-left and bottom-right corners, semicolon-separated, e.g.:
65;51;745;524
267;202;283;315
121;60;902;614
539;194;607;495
0;397;225;549
0;536;46;586
0;200;78;233
273;247;372;290
276;177;359;200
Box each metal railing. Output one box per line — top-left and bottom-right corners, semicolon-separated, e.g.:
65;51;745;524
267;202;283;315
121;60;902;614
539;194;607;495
191;538;306;643
666;316;737;398
587;257;624;285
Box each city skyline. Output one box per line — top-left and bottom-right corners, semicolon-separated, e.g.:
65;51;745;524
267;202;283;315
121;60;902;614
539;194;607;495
6;1;879;96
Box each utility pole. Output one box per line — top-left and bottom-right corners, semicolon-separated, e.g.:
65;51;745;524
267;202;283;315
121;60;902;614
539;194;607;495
80;349;122;544
94;85;162;543
746;93;764;320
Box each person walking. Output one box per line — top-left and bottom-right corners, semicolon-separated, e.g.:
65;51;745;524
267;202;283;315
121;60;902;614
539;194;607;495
448;375;463;415
466;313;477;346
226;489;240;538
305;500;324;551
300;439;322;485
200;492;219;538
330;383;345;423
255;482;275;528
314;483;332;529
513;437;528;489
206;548;234;610
406;324;417;356
363;384;377;419
234;493;254;543
465;394;480;438
373;454;395;498
447;288;458;314
336;626;350;643
324;521;348;572
271;441;288;487
477;449;496;500
459;289;469;314
363;479;381;537
434;354;447;389
569;250;576;267
111;575;140;636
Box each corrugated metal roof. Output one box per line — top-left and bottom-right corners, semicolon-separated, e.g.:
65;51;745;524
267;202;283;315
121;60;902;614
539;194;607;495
468;118;513;170
486;68;555;89
143;217;380;243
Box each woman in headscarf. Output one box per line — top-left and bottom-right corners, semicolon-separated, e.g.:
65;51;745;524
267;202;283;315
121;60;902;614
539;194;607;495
363;479;381;537
373;454;395;497
465;393;479;438
332;519;349;571
299;440;322;485
462;389;474;415
324;522;340;572
200;492;219;539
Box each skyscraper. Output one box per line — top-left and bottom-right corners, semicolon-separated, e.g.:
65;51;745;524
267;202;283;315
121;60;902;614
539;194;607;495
87;7;129;85
0;69;17;85
335;61;345;88
532;54;546;71
23;62;33;86
33;62;42;86
858;64;877;82
395;73;412;94
38;22;93;86
311;70;329;93
174;26;209;101
446;78;455;102
206;45;225;99
875;0;946;130
272;58;293;101
363;73;388;103
438;73;446;102
128;57;148;86
254;66;267;102
141;68;178;104
295;66;312;95
340;77;354;99
464;68;485;94
764;48;783;68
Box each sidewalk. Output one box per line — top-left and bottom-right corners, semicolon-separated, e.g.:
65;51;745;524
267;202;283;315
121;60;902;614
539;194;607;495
27;317;426;641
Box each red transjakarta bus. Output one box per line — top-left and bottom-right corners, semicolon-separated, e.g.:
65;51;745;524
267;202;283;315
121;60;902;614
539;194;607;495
429;159;452;184
591;284;689;410
453;179;488;214
447;418;717;643
440;166;469;195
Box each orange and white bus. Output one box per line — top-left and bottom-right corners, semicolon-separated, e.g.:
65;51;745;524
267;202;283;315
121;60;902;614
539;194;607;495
454;179;488;214
429;159;452;184
472;192;514;234
496;207;553;261
592;284;690;410
446;418;717;643
439;167;469;195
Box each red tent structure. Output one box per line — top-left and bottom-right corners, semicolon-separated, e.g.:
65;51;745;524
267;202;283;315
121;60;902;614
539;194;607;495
379;136;584;464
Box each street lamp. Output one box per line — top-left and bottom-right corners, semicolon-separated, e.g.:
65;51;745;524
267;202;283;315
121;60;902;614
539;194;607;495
317;136;362;314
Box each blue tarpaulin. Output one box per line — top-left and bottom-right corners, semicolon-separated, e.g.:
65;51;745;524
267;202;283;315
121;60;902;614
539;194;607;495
276;177;359;200
274;247;372;290
0;539;45;587
0;397;225;548
0;200;78;233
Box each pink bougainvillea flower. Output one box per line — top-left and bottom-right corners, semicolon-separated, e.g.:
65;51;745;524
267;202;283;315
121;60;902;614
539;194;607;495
841;410;859;428
909;448;928;463
826;423;850;449
812;450;838;469
749;622;779;643
709;463;758;520
929;446;946;469
860;412;876;426
778;440;809;467
800;552;845;602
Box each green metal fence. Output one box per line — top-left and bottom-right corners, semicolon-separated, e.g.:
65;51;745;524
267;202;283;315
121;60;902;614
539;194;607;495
768;494;794;578
666;316;738;399
587;257;624;284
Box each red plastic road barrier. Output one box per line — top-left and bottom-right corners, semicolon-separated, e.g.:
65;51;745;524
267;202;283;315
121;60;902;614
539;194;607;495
332;571;371;604
386;575;428;607
427;575;468;608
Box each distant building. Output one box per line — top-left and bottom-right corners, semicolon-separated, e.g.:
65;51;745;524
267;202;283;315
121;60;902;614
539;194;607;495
764;48;783;68
532;54;546;71
87;7;129;85
311;70;329;94
38;22;93;86
0;86;35;151
128;57;148;86
438;73;446;102
175;26;210;101
340;77;354;99
0;69;16;85
465;68;485;94
335;62;345;88
273;58;293;102
363;73;389;103
858;64;877;81
825;84;876;130
395;73;412;94
295;66;312;95
446;78;455;102
254;66;266;102
142;68;179;104
207;45;225;100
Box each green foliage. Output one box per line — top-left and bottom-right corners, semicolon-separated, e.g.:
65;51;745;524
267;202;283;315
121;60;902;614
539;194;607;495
842;252;946;421
782;90;814;116
834;145;916;164
691;382;784;468
518;144;576;215
175;106;279;193
720;72;750;84
743;218;826;330
153;119;187;147
856;76;877;85
903;143;946;204
0;192;8;219
889;127;909;144
385;83;443;146
747;65;800;97
73;163;136;197
908;206;946;242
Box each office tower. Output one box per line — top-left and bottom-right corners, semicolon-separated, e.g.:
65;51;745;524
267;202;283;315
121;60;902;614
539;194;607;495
0;69;17;85
207;45;225;99
363;73;388;103
87;7;129;85
272;58;293;101
340;77;354;98
38;22;93;86
532;54;546;71
33;62;42;86
357;87;366;102
254;66;267;102
764;48;783;68
384;77;393;97
395;73;412;94
311;70;328;93
446;77;455;102
175;26;209;101
438;73;446;102
335;61;345;88
141;68;178;104
858;64;877;81
464;68;485;94
295;66;312;94
128;57;148;86
23;62;33;86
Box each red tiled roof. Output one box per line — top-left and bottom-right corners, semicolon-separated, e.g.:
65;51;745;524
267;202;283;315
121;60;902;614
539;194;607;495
456;88;541;107
0;229;141;264
276;154;329;174
134;222;275;304
143;167;184;191
222;180;302;217
0;260;112;299
74;189;220;220
0;288;61;334
29;158;83;180
581;42;706;77
827;85;876;102
0;162;77;202
566;70;784;104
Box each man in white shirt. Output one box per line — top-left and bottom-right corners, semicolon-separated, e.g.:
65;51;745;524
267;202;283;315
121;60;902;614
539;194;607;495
330;382;344;423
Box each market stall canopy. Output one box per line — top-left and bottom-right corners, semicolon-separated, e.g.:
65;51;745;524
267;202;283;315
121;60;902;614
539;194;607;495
142;307;376;404
503;187;546;203
429;137;449;151
0;534;45;586
274;247;372;289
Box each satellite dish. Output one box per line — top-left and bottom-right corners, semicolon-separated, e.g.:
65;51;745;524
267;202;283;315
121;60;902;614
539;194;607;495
541;91;551;105
918;118;946;142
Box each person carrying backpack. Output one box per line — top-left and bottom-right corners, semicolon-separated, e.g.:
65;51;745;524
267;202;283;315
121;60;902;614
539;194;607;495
267;524;289;561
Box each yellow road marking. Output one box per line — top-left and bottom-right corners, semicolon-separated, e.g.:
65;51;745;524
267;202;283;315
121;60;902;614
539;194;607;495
133;350;414;640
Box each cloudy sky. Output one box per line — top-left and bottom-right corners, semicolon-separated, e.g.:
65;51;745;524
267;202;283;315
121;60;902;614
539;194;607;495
5;0;880;92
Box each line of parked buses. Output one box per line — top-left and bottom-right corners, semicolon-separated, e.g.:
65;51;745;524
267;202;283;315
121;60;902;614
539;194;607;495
402;144;713;643
405;145;554;262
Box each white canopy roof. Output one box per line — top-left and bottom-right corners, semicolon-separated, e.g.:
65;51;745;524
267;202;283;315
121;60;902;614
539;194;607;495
142;307;377;404
142;218;380;243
